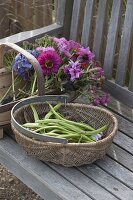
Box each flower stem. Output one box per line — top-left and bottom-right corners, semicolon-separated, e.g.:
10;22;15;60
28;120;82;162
31;73;37;96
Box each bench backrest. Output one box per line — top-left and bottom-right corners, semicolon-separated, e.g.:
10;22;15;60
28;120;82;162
61;0;133;108
0;0;133;108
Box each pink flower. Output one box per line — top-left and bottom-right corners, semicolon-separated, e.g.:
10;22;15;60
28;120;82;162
37;50;61;76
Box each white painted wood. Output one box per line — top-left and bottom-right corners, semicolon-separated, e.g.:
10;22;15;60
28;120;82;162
48;163;118;200
0;24;62;44
0;136;91;200
70;0;81;40
93;0;108;59
78;164;133;200
104;0;122;79
116;0;133;86
108;144;133;172
96;156;133;189
81;0;95;47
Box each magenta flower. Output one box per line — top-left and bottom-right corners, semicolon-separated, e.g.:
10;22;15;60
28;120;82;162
37;50;61;76
65;60;83;81
78;47;95;65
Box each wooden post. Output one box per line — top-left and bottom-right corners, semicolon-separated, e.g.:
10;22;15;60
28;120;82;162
0;128;4;139
56;0;74;39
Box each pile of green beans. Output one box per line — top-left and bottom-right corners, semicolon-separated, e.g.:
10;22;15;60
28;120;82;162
23;103;108;143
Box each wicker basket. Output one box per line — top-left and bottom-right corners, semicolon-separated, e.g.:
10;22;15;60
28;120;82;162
11;96;118;167
0;42;45;126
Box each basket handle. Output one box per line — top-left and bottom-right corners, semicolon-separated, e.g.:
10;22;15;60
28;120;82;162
0;42;45;96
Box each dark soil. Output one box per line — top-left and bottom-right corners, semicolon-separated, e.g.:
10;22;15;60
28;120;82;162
0;164;43;200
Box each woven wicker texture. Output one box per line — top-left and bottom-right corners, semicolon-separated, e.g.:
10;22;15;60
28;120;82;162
12;103;118;167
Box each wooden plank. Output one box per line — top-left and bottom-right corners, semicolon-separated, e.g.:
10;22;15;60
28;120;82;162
108;144;133;172
114;114;133;138
0;24;63;44
78;164;133;200
96;156;133;189
56;0;66;25
62;0;74;39
106;95;133;123
93;0;108;60
115;0;133;86
70;0;81;40
0;136;91;200
81;0;95;47
113;131;133;155
0;128;4;139
104;0;122;79
104;79;133;108
128;63;133;91
48;163;118;200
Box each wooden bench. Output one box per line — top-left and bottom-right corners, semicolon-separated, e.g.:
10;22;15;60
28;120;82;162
0;0;133;199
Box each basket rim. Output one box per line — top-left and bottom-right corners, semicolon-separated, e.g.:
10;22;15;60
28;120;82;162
11;97;118;147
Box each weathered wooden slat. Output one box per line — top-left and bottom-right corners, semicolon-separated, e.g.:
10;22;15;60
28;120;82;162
61;0;74;39
56;0;66;25
104;79;133;108
93;0;108;60
48;163;118;200
115;0;133;86
0;136;91;200
96;156;133;189
104;0;122;79
128;63;133;91
108;144;133;172
106;95;133;123
0;24;63;44
78;164;133;200
114;131;133;155
70;0;81;40
115;114;133;138
81;0;95;47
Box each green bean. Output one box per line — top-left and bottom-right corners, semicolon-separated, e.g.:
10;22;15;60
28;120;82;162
30;104;39;122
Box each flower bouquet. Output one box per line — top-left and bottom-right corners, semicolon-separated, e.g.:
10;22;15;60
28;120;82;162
1;35;109;110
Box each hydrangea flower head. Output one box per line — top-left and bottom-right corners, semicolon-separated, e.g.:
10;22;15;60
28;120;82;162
37;49;61;76
13;53;33;79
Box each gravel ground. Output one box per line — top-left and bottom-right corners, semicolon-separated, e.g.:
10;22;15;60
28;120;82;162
0;164;43;200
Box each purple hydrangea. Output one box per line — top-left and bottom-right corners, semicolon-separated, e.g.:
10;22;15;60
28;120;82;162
64;60;83;81
13;53;33;79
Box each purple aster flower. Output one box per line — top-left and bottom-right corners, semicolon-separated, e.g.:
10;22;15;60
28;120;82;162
37;50;61;76
54;37;81;57
65;60;83;81
13;53;32;79
77;47;95;66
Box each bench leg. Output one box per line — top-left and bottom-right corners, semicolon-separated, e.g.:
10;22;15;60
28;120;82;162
0;128;4;139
